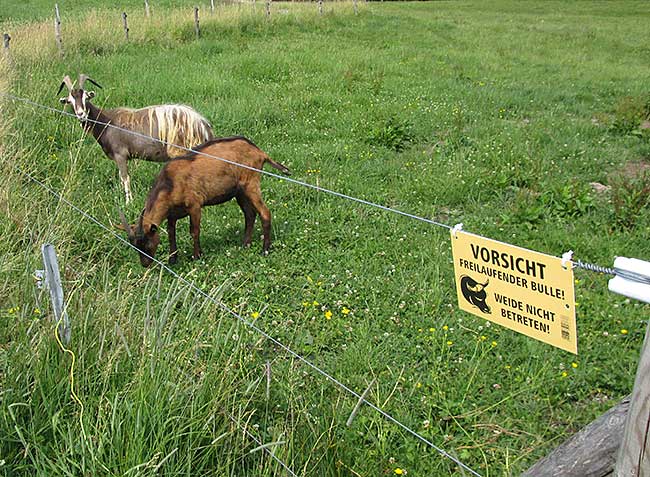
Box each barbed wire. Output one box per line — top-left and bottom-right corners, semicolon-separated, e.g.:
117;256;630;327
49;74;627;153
10;166;483;476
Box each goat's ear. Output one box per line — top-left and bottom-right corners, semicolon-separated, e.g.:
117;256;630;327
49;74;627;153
114;222;127;232
86;90;96;100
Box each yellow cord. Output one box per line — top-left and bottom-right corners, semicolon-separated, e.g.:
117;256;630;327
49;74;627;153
52;290;88;444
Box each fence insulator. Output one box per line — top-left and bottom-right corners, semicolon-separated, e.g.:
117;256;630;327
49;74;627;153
608;257;650;304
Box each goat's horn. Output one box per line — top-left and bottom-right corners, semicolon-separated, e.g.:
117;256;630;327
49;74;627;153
57;75;74;95
118;208;132;237
86;77;103;89
77;74;102;90
136;209;145;236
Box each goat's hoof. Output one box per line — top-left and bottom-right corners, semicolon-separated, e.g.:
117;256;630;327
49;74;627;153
168;254;178;265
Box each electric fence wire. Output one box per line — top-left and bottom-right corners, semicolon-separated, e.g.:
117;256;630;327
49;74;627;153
12;168;484;477
4;88;645;475
0;91;452;229
0;91;640;282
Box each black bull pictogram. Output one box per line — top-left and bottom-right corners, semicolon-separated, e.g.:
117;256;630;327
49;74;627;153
460;275;491;314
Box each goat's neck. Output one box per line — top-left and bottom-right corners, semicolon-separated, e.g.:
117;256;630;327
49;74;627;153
143;191;170;229
82;102;114;141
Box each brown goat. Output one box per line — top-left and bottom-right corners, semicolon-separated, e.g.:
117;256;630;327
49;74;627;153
119;136;290;267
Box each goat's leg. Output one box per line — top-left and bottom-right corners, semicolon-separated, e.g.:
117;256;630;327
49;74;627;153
246;191;272;254
114;155;132;204
188;206;203;259
167;218;178;264
236;195;257;248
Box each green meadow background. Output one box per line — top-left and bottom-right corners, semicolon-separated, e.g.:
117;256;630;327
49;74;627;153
1;1;649;475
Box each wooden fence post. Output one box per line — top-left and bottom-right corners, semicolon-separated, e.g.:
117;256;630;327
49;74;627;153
122;12;129;41
42;244;71;345
353;0;358;15
211;0;215;14
54;4;63;56
3;33;9;55
521;396;630;476
614;320;650;476
318;0;323;15
144;0;150;17
194;7;200;39
265;0;271;18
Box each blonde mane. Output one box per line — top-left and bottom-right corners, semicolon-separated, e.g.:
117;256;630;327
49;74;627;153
148;104;213;157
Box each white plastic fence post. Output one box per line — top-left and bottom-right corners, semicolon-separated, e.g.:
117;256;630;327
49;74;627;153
41;244;71;345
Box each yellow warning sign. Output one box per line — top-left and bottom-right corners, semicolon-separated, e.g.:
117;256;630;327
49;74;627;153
450;230;577;354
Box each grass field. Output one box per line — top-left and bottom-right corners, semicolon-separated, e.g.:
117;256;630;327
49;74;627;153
1;1;650;475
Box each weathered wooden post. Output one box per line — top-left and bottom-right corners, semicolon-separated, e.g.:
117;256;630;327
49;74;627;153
318;0;323;15
122;12;129;41
54;4;63;56
265;0;271;18
42;244;71;345
3;33;10;55
521;258;650;476
353;0;358;15
614;320;650;476
210;0;215;14
144;0;150;17
194;7;200;39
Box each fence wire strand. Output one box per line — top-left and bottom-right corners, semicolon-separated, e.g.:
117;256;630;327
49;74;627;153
0;91;452;229
5;86;645;475
0;91;637;283
11;168;483;477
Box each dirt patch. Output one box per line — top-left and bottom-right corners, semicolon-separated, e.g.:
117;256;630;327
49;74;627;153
614;159;650;181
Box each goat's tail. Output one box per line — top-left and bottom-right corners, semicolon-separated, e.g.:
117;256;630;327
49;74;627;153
265;156;291;176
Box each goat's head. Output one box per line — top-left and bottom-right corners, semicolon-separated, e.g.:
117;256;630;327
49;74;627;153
118;209;160;268
58;74;102;121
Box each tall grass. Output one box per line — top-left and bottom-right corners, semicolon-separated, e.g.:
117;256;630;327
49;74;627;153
1;2;650;475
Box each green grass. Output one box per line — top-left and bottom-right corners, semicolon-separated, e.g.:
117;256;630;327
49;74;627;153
2;1;650;475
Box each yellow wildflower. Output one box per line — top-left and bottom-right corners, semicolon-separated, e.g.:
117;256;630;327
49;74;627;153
442;325;449;331
394;469;404;475
251;312;260;319
341;307;351;315
325;310;332;319
621;329;628;335
447;341;453;346
571;362;578;368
